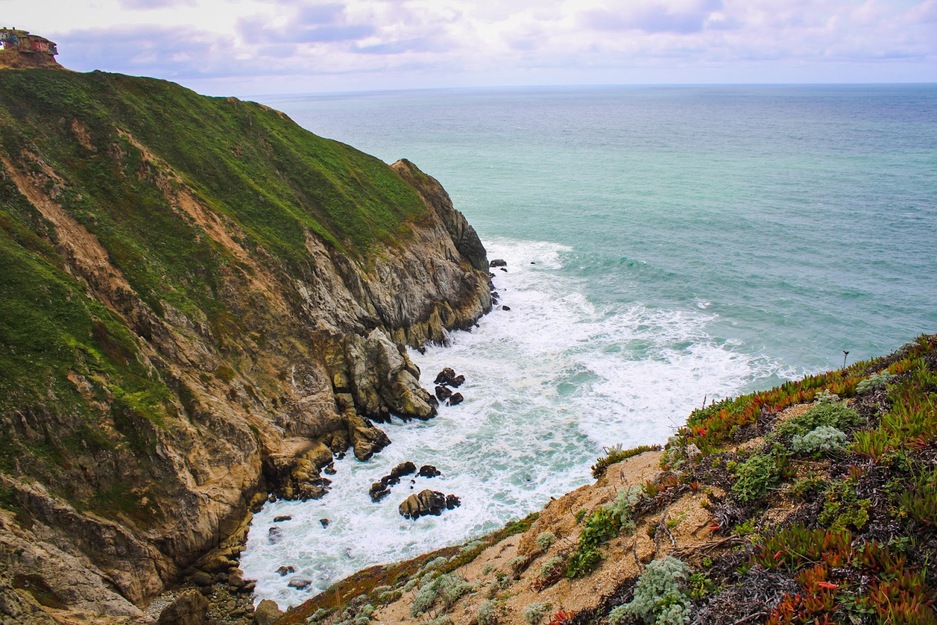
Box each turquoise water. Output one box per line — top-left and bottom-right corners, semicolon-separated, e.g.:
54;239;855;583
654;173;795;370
269;84;937;372
240;85;937;607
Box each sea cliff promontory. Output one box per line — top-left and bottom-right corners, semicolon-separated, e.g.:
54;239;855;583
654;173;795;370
0;68;490;623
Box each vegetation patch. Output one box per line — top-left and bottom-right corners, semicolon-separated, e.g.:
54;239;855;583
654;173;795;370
592;444;662;478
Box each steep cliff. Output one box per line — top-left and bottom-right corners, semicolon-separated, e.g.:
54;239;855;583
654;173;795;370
0;68;490;622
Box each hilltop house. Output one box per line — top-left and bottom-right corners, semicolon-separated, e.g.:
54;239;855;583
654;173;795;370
0;28;58;56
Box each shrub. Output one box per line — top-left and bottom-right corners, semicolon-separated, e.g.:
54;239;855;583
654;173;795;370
731;453;781;505
477;599;501;625
791;426;848;457
775;402;863;440
421;556;450;572
541;556;566;579
606;485;643;533
410;573;472;617
608;556;692;625
565;507;619;577
813;389;840;404
524;602;552;625
856;370;895;394
896;465;937;527
818;479;871;531
592;444;662;478
535;531;557;552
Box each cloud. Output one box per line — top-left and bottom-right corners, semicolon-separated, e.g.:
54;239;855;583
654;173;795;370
56;25;232;78
580;0;724;34
33;0;937;94
354;37;443;55
119;0;195;8
237;3;375;44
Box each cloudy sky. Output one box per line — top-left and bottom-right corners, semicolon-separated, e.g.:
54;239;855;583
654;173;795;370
3;0;936;96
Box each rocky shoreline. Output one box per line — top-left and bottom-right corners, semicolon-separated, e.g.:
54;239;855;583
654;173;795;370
0;69;497;625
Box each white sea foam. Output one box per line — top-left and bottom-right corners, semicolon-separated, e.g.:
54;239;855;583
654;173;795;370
239;236;789;609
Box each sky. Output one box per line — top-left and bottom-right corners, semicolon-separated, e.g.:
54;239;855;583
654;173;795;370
2;0;936;96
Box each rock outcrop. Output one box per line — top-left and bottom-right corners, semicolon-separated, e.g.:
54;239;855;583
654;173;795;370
0;69;490;623
398;490;461;520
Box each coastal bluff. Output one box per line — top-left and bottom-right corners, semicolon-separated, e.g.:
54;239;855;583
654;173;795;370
0;69;490;623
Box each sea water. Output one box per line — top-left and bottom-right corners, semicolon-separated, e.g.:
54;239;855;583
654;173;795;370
239;85;937;608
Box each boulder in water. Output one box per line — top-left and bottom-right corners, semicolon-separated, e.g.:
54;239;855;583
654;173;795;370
418;465;441;478
435;385;452;401
399;490;447;520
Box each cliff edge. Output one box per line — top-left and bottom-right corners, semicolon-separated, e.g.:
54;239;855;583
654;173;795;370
0;70;490;623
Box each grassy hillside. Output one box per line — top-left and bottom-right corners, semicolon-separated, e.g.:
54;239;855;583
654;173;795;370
0;69;429;523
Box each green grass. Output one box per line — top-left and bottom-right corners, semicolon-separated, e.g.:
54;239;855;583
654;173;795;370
0;69;434;523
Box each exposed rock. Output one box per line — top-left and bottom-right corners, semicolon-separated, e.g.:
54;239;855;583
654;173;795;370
319;518;330;528
0;577;58;624
435;385;453;401
276;566;295;577
490;259;507;267
253;599;283;625
399;490;448;520
369;481;392;503
435;367;457;385
156;589;209;625
273;515;292;523
448;392;464;406
269;442;334;501
369;462;418;502
390;462;417;479
227;571;247;590
398;489;460;520
287;578;312;590
418;465;442;478
502;305;511;310
392;159;489;273
450;375;465;388
190;571;214;588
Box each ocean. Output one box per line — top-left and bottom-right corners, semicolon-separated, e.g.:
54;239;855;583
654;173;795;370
238;84;937;608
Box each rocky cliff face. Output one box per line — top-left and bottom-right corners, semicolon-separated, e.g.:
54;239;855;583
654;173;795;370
0;69;490;622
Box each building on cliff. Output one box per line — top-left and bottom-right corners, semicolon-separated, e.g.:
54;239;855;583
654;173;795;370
0;28;58;56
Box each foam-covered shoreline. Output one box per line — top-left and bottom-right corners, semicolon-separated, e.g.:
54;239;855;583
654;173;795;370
240;237;793;609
